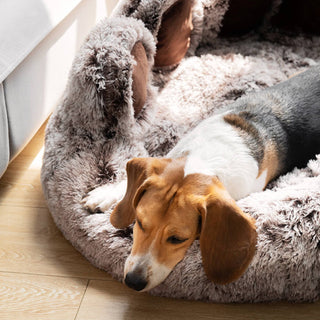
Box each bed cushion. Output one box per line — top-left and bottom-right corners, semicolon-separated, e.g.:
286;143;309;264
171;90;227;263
41;0;320;302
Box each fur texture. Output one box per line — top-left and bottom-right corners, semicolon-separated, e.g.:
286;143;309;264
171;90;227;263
168;115;265;200
42;0;320;302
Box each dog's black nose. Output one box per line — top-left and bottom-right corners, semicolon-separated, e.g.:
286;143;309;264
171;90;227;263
125;272;147;291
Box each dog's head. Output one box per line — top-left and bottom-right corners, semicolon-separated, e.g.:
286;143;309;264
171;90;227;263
110;157;257;291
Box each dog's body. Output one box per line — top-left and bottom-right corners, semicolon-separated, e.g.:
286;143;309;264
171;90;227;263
83;65;320;291
169;65;320;200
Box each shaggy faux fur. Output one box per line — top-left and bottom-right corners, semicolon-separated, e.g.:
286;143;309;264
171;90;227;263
41;0;320;302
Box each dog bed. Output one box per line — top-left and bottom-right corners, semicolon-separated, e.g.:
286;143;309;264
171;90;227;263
41;0;320;302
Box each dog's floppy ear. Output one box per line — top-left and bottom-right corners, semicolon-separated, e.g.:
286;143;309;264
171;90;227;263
110;158;150;229
110;157;172;229
199;184;257;285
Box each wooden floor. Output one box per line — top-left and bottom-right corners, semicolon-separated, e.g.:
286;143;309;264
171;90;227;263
0;121;319;320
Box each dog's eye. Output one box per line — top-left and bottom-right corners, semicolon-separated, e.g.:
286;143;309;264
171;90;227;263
136;219;145;231
167;235;188;244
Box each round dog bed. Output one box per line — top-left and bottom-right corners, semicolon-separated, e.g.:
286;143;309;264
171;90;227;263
41;0;320;302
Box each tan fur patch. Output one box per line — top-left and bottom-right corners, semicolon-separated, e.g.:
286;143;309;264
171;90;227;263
223;113;261;142
258;141;280;187
224;113;280;188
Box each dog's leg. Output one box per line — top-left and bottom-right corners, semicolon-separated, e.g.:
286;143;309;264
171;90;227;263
82;180;127;213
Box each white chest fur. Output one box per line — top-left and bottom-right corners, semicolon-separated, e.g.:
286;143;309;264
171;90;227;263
168;114;267;200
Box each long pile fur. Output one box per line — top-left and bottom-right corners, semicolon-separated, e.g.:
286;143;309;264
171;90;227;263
41;0;320;302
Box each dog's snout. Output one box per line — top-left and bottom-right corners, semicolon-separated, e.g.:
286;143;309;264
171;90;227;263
124;271;147;291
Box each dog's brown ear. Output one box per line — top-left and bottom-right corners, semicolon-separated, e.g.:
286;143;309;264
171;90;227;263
110;158;150;229
199;184;257;285
110;157;172;229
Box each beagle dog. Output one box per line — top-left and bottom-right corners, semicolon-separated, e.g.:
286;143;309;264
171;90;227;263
83;65;320;291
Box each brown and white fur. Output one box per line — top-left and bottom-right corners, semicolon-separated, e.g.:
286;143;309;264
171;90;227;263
83;65;320;291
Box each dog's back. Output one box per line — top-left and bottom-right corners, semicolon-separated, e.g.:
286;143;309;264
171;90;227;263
225;65;320;173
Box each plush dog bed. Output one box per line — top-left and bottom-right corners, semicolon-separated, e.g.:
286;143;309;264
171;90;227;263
41;0;320;302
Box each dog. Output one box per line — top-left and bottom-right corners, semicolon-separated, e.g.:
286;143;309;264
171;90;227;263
83;65;320;292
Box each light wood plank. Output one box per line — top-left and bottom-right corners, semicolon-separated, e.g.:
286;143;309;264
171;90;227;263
14;119;47;159
0;172;47;208
76;280;320;320
0;121;47;208
0;272;87;320
0;205;111;280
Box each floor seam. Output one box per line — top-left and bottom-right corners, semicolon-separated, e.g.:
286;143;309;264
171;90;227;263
74;279;90;320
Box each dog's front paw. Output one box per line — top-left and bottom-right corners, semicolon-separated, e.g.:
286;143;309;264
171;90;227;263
81;181;126;213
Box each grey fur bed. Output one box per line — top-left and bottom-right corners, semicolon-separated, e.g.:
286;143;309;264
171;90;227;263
41;0;320;302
